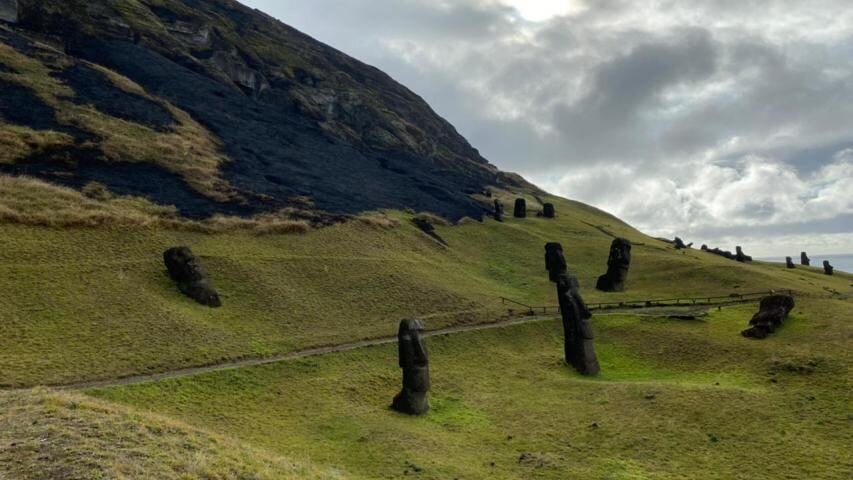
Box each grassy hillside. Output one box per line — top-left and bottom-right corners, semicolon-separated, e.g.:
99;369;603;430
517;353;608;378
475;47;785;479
1;192;850;388
89;298;852;479
0;388;356;479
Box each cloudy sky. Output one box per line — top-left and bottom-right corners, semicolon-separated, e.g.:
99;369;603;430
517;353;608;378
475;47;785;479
244;0;853;256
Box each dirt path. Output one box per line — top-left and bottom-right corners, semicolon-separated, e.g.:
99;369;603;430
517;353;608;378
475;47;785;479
54;314;559;391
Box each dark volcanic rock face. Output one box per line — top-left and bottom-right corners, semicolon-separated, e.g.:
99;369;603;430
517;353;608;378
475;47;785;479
3;0;531;220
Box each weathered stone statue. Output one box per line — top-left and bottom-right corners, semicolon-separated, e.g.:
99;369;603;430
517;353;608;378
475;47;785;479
163;247;222;307
786;257;796;269
673;237;691;250
596;238;632;292
735;246;753;263
800;252;810;266
741;294;795;339
514;198;527;218
556;274;600;375
544;242;567;283
823;261;834;276
0;0;18;23
391;319;430;415
543;203;555;218
493;199;504;222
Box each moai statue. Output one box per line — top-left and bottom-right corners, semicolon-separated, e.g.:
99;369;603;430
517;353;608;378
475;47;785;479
514;198;527;218
556;274;600;375
544;242;567;283
493;199;504;222
596;238;632;292
543;203;556;219
673;237;690;249
823;261;834;276
391;319;430;415
741;294;795;339
701;244;709;251
786;257;796;269
163;247;222;307
800;252;810;266
736;246;753;263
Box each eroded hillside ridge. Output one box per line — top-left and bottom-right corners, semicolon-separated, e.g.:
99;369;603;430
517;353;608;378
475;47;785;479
0;0;528;219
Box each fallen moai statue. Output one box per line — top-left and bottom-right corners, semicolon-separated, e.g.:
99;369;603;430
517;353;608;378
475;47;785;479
701;244;736;260
823;260;834;276
514;198;527;218
673;237;692;250
556;274;600;375
493;200;504;222
542;203;556;218
163;246;222;307
391;319;430;415
545;242;567;283
786;257;796;269
736;246;753;263
741;294;795;339
596;238;632;292
801;252;810;266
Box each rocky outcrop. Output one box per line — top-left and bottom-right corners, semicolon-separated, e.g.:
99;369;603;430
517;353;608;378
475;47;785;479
163;247;222;308
514;198;527;218
596;238;632;292
556;274;600;375
735;246;753;263
800;252;810;266
542;203;555;219
391;319;430;415
823;261;834;276
0;0;17;23
786;257;796;269
545;242;567;283
741;294;795;339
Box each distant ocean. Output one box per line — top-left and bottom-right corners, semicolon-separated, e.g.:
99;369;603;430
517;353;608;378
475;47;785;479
759;254;853;273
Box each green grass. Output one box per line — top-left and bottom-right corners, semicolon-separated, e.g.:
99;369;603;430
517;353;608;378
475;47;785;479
1;194;851;387
89;297;853;479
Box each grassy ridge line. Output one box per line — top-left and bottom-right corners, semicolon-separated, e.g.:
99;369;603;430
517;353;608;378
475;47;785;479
90;298;853;479
0;388;356;480
1;194;851;387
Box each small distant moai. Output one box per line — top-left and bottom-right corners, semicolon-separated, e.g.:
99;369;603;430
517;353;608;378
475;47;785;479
163;247;222;307
543;203;556;218
741;294;795;339
493;199;504;222
673;237;690;250
735;246;752;263
800;252;810;266
556;274;600;375
514;198;527;218
544;242;567;283
786;257;796;269
391;319;430;415
823;261;834;276
596;238;632;292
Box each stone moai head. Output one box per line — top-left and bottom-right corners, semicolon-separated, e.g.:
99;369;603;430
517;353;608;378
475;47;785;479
823;261;834;275
786;257;795;268
545;242;568;283
493;199;504;221
801;252;810;265
608;238;632;270
164;246;206;284
543;203;556;218
398;319;428;370
392;318;430;415
514;198;527;218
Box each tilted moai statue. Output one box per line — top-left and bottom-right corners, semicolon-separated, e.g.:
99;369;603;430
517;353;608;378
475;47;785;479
800;252;810;266
741;294;795;339
391;319;430;415
556;274;600;375
163;247;222;307
596;238;632;292
544;242;568;283
735;246;753;263
673;237;691;250
493;199;504;222
514;198;527;218
542;203;556;218
823;261;834;276
786;257;796;269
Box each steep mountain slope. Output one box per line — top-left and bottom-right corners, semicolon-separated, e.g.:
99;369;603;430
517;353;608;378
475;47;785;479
0;0;527;219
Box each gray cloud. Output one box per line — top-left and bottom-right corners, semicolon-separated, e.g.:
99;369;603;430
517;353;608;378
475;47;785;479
245;0;853;255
